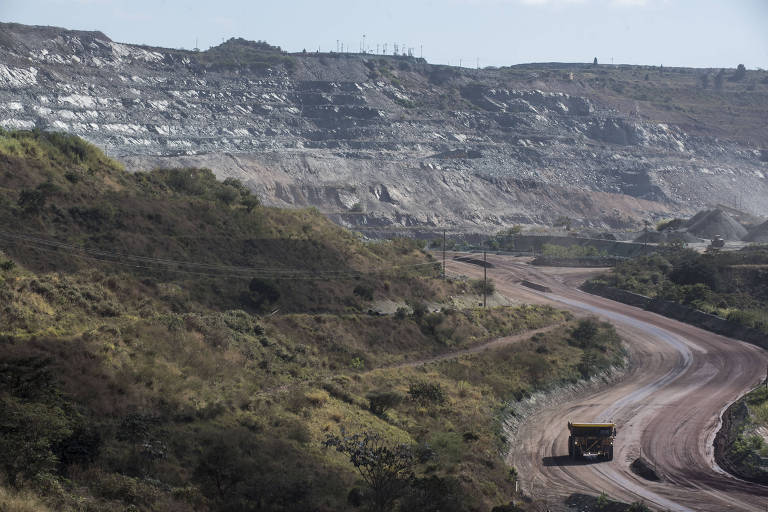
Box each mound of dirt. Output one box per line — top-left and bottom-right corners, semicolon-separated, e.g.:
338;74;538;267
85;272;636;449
744;220;768;243
630;457;661;481
633;230;701;244
685;209;748;241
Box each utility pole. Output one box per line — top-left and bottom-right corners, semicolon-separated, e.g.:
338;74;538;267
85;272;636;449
442;229;446;280
483;248;487;308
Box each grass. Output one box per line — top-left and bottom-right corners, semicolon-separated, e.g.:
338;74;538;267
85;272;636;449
0;486;52;512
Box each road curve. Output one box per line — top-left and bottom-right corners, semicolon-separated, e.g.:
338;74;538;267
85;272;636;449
446;255;768;511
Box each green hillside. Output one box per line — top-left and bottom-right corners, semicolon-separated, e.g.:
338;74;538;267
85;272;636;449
0;130;625;512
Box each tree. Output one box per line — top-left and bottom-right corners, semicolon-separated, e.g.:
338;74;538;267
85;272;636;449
0;397;71;488
0;356;73;488
570;317;600;348
324;430;430;512
194;432;257;500
732;63;747;81
714;69;725;90
243;278;280;310
18;181;60;214
593;57;598;66
554;216;573;231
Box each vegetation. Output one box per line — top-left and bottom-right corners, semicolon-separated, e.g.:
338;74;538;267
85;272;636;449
0;130;626;510
182;37;296;73
585;246;768;334
540;244;607;259
720;386;768;483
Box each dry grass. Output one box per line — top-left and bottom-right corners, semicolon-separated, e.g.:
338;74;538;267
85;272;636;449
0;487;52;512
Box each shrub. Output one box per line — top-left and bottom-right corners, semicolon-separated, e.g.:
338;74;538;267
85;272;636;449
18;182;59;214
471;278;495;295
0;397;72;488
570;317;600;348
408;381;445;405
366;390;403;416
243;278;281;310
305;389;330;407
354;284;374;301
409;301;428;320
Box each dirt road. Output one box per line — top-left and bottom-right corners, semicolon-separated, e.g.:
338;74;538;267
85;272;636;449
446;255;768;511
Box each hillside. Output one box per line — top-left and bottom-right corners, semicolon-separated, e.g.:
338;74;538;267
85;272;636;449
1;22;767;234
0;130;628;511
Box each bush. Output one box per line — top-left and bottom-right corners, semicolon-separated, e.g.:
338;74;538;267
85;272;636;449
570;317;600;348
367;390;403;416
243;278;281;310
354;284;374;301
409;301;428;320
0;397;72;488
470;278;495;295
408;381;445;405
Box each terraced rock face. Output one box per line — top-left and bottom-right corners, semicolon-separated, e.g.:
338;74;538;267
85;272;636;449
2;22;767;234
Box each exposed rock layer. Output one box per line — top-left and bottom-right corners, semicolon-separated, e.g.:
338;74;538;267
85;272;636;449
2;22;767;234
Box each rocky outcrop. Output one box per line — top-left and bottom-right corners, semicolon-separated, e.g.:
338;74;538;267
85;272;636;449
2;22;767;234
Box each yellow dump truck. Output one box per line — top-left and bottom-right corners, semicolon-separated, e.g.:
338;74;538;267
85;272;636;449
568;422;616;460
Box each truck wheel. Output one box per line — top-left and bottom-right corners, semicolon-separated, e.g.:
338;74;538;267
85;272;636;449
568;437;574;458
607;446;614;461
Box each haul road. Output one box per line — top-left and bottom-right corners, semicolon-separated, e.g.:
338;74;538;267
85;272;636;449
447;254;768;511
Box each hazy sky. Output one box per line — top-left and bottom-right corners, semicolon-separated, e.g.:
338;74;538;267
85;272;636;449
2;0;767;69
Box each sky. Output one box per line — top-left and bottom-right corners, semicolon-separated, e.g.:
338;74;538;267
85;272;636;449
1;0;767;69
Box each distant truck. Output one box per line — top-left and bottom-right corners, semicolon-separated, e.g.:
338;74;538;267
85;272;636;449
568;422;616;460
709;235;725;249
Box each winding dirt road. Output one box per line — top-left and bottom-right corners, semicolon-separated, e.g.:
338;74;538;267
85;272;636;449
447;254;768;511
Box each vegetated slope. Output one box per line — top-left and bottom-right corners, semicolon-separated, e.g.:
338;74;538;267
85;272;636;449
717;386;768;484
585;246;768;334
0;130;627;511
1;23;767;233
0;128;448;314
